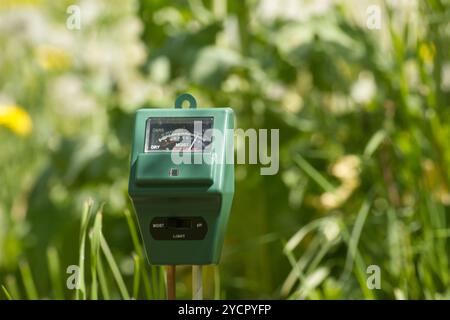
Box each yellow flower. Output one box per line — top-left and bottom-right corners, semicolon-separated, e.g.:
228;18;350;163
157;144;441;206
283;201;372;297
36;45;71;71
320;155;361;210
0;105;33;137
419;42;436;63
331;155;361;181
0;0;41;10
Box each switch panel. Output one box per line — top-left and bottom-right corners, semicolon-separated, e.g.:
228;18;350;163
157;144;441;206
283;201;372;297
150;217;207;240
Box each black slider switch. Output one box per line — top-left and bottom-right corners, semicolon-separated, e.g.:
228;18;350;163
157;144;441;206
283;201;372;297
167;218;191;229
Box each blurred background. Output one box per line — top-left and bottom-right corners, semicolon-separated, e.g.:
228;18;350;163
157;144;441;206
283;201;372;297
1;0;450;300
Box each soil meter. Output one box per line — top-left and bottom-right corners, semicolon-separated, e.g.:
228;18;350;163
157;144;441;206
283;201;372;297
128;94;235;271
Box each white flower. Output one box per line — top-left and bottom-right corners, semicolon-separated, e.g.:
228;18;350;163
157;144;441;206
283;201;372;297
119;74;151;111
149;57;171;84
351;71;376;104
322;218;340;242
441;63;450;91
327;93;353;114
282;90;303;113
114;16;143;41
0;8;48;44
257;0;334;22
78;0;105;26
332;155;361;181
265;83;286;101
320;155;361;209
404;60;420;89
48;75;97;117
0;93;14;105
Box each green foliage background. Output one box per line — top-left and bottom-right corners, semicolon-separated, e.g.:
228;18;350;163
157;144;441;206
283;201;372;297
1;0;450;299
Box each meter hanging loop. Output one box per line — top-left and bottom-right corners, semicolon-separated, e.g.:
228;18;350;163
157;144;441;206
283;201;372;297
175;93;197;109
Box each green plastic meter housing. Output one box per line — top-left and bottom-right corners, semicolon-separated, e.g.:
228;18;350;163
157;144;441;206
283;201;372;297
128;95;234;265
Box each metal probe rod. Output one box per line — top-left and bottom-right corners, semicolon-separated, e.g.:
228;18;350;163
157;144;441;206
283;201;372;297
192;265;203;300
166;265;176;300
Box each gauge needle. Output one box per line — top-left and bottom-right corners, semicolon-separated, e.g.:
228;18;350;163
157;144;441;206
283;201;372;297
189;136;198;150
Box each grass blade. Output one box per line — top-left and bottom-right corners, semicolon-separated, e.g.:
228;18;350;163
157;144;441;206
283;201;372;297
151;266;160;299
97;257;110;300
364;130;386;158
76;199;93;300
214;266;221;300
290;267;329;300
159;267;166;299
283;239;307;292
140;262;152;299
341;200;371;280
46;246;64;299
340;223;375;299
125;209;152;299
124;209;143;256
285;218;329;252
2;285;12;300
89;208;103;300
294;155;335;192
4;275;21;300
100;233;130;300
19;260;38;300
132;253;140;299
282;236;321;296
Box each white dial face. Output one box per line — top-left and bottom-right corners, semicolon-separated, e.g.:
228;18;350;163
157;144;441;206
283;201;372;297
145;117;213;152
